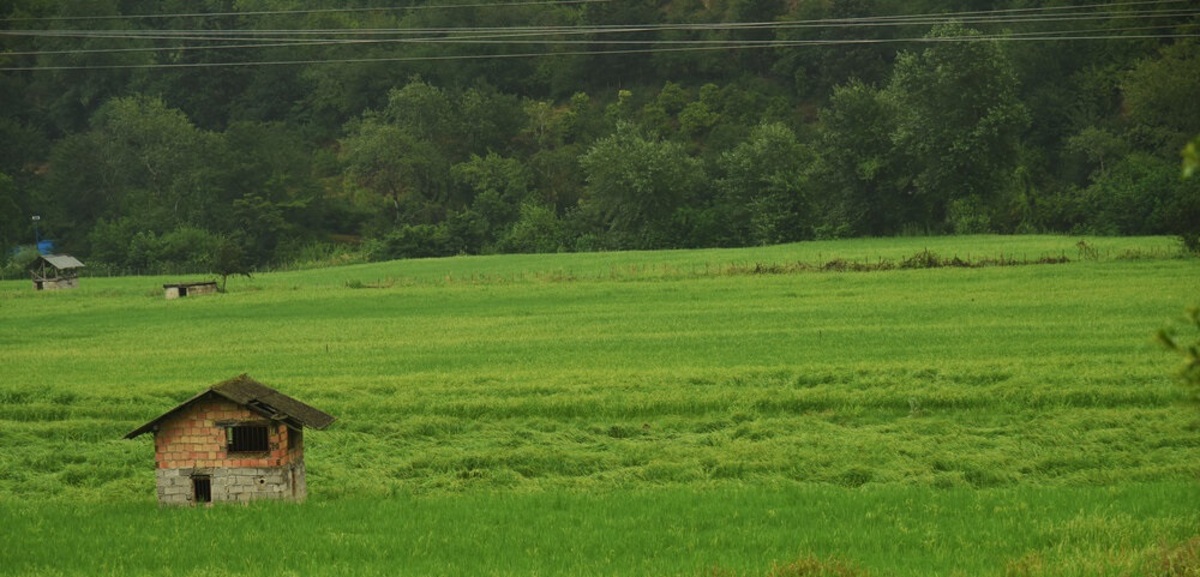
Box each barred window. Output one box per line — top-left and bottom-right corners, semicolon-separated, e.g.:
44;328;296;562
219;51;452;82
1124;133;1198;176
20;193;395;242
227;425;269;452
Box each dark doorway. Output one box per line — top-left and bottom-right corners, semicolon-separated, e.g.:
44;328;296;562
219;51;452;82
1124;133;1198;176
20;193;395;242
192;476;211;503
179;286;189;297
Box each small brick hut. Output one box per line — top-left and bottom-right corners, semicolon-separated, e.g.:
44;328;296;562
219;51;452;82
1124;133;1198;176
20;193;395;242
125;374;335;505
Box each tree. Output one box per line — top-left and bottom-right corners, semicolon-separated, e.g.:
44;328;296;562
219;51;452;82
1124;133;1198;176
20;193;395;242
339;80;465;229
231;193;290;265
717;122;814;245
339;119;444;226
811;80;906;236
133;0;255;131
87;95;222;226
1064;127;1130;180
377;80;457;153
19;1;149;134
456;86;525;159
578;123;704;249
1075;152;1184;236
773;0;895;99
519;97;587;211
451;152;533;247
495;203;566;254
211;236;251;293
886;22;1029;232
725;0;786;74
38;95;222;253
220;121;333;262
0;172;25;250
1122;43;1200;157
1173;132;1200;251
1126;42;1200;251
578;0;662;90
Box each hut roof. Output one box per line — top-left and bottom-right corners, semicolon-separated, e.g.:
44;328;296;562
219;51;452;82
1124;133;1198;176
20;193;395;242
162;281;218;289
32;254;85;270
124;374;336;439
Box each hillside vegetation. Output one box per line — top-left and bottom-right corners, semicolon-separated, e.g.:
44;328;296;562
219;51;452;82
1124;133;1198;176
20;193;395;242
3;1;1199;274
0;236;1197;575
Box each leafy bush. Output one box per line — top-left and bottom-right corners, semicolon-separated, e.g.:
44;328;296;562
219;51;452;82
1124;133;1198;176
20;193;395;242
495;203;566;254
87;219;221;274
366;224;454;261
0;245;40;280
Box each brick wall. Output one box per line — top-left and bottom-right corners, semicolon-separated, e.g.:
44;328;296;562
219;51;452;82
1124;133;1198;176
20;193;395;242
154;398;296;470
152;396;308;505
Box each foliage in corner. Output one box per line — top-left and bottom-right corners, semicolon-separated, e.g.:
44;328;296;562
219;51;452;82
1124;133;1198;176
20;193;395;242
1158;307;1200;398
1185;136;1199;179
1165;137;1200;387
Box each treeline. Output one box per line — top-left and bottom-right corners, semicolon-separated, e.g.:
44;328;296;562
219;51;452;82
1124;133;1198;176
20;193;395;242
1;0;1198;275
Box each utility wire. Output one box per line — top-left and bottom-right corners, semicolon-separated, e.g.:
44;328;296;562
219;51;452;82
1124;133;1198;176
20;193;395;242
0;0;614;22
5;6;1195;44
4;20;1195;55
7;20;1192;58
1;2;1194;71
6;4;1197;35
5;29;1197;72
0;0;1186;23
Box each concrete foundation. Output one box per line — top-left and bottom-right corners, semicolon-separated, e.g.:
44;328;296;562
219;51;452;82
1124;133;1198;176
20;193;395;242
157;461;307;505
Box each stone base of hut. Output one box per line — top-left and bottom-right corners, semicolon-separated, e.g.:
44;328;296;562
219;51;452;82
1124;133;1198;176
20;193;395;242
156;461;307;505
163;281;219;299
33;277;79;290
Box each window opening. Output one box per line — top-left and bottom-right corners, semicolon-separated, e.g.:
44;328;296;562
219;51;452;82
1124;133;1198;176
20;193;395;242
226;425;269;452
192;476;211;503
288;427;302;451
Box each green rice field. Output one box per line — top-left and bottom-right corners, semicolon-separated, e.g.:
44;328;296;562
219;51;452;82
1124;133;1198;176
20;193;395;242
1;235;1198;576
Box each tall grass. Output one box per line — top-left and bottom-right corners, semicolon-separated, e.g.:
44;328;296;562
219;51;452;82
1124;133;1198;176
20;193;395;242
0;235;1197;575
1;484;1196;577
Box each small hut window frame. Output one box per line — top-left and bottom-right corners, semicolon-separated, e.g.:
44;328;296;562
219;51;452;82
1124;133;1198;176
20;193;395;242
192;475;212;503
287;426;303;451
225;424;270;453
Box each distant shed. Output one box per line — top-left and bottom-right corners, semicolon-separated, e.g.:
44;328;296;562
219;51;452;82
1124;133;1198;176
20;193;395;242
163;281;218;299
29;254;84;290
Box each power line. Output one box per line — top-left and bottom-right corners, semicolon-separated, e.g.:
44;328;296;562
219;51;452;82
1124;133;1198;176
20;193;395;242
6;4;1196;36
4;28;1196;72
1;1;1194;71
5;20;1192;59
5;6;1195;45
0;0;614;22
0;0;1186;24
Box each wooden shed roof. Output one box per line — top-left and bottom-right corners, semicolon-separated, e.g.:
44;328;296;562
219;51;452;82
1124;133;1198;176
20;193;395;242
124;374;336;439
31;254;84;270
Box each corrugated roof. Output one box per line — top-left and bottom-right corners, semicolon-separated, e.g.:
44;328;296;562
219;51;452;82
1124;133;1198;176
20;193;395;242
124;374;336;439
36;254;85;269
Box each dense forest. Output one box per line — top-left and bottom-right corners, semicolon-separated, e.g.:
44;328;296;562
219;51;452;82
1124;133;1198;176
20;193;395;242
1;0;1198;276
